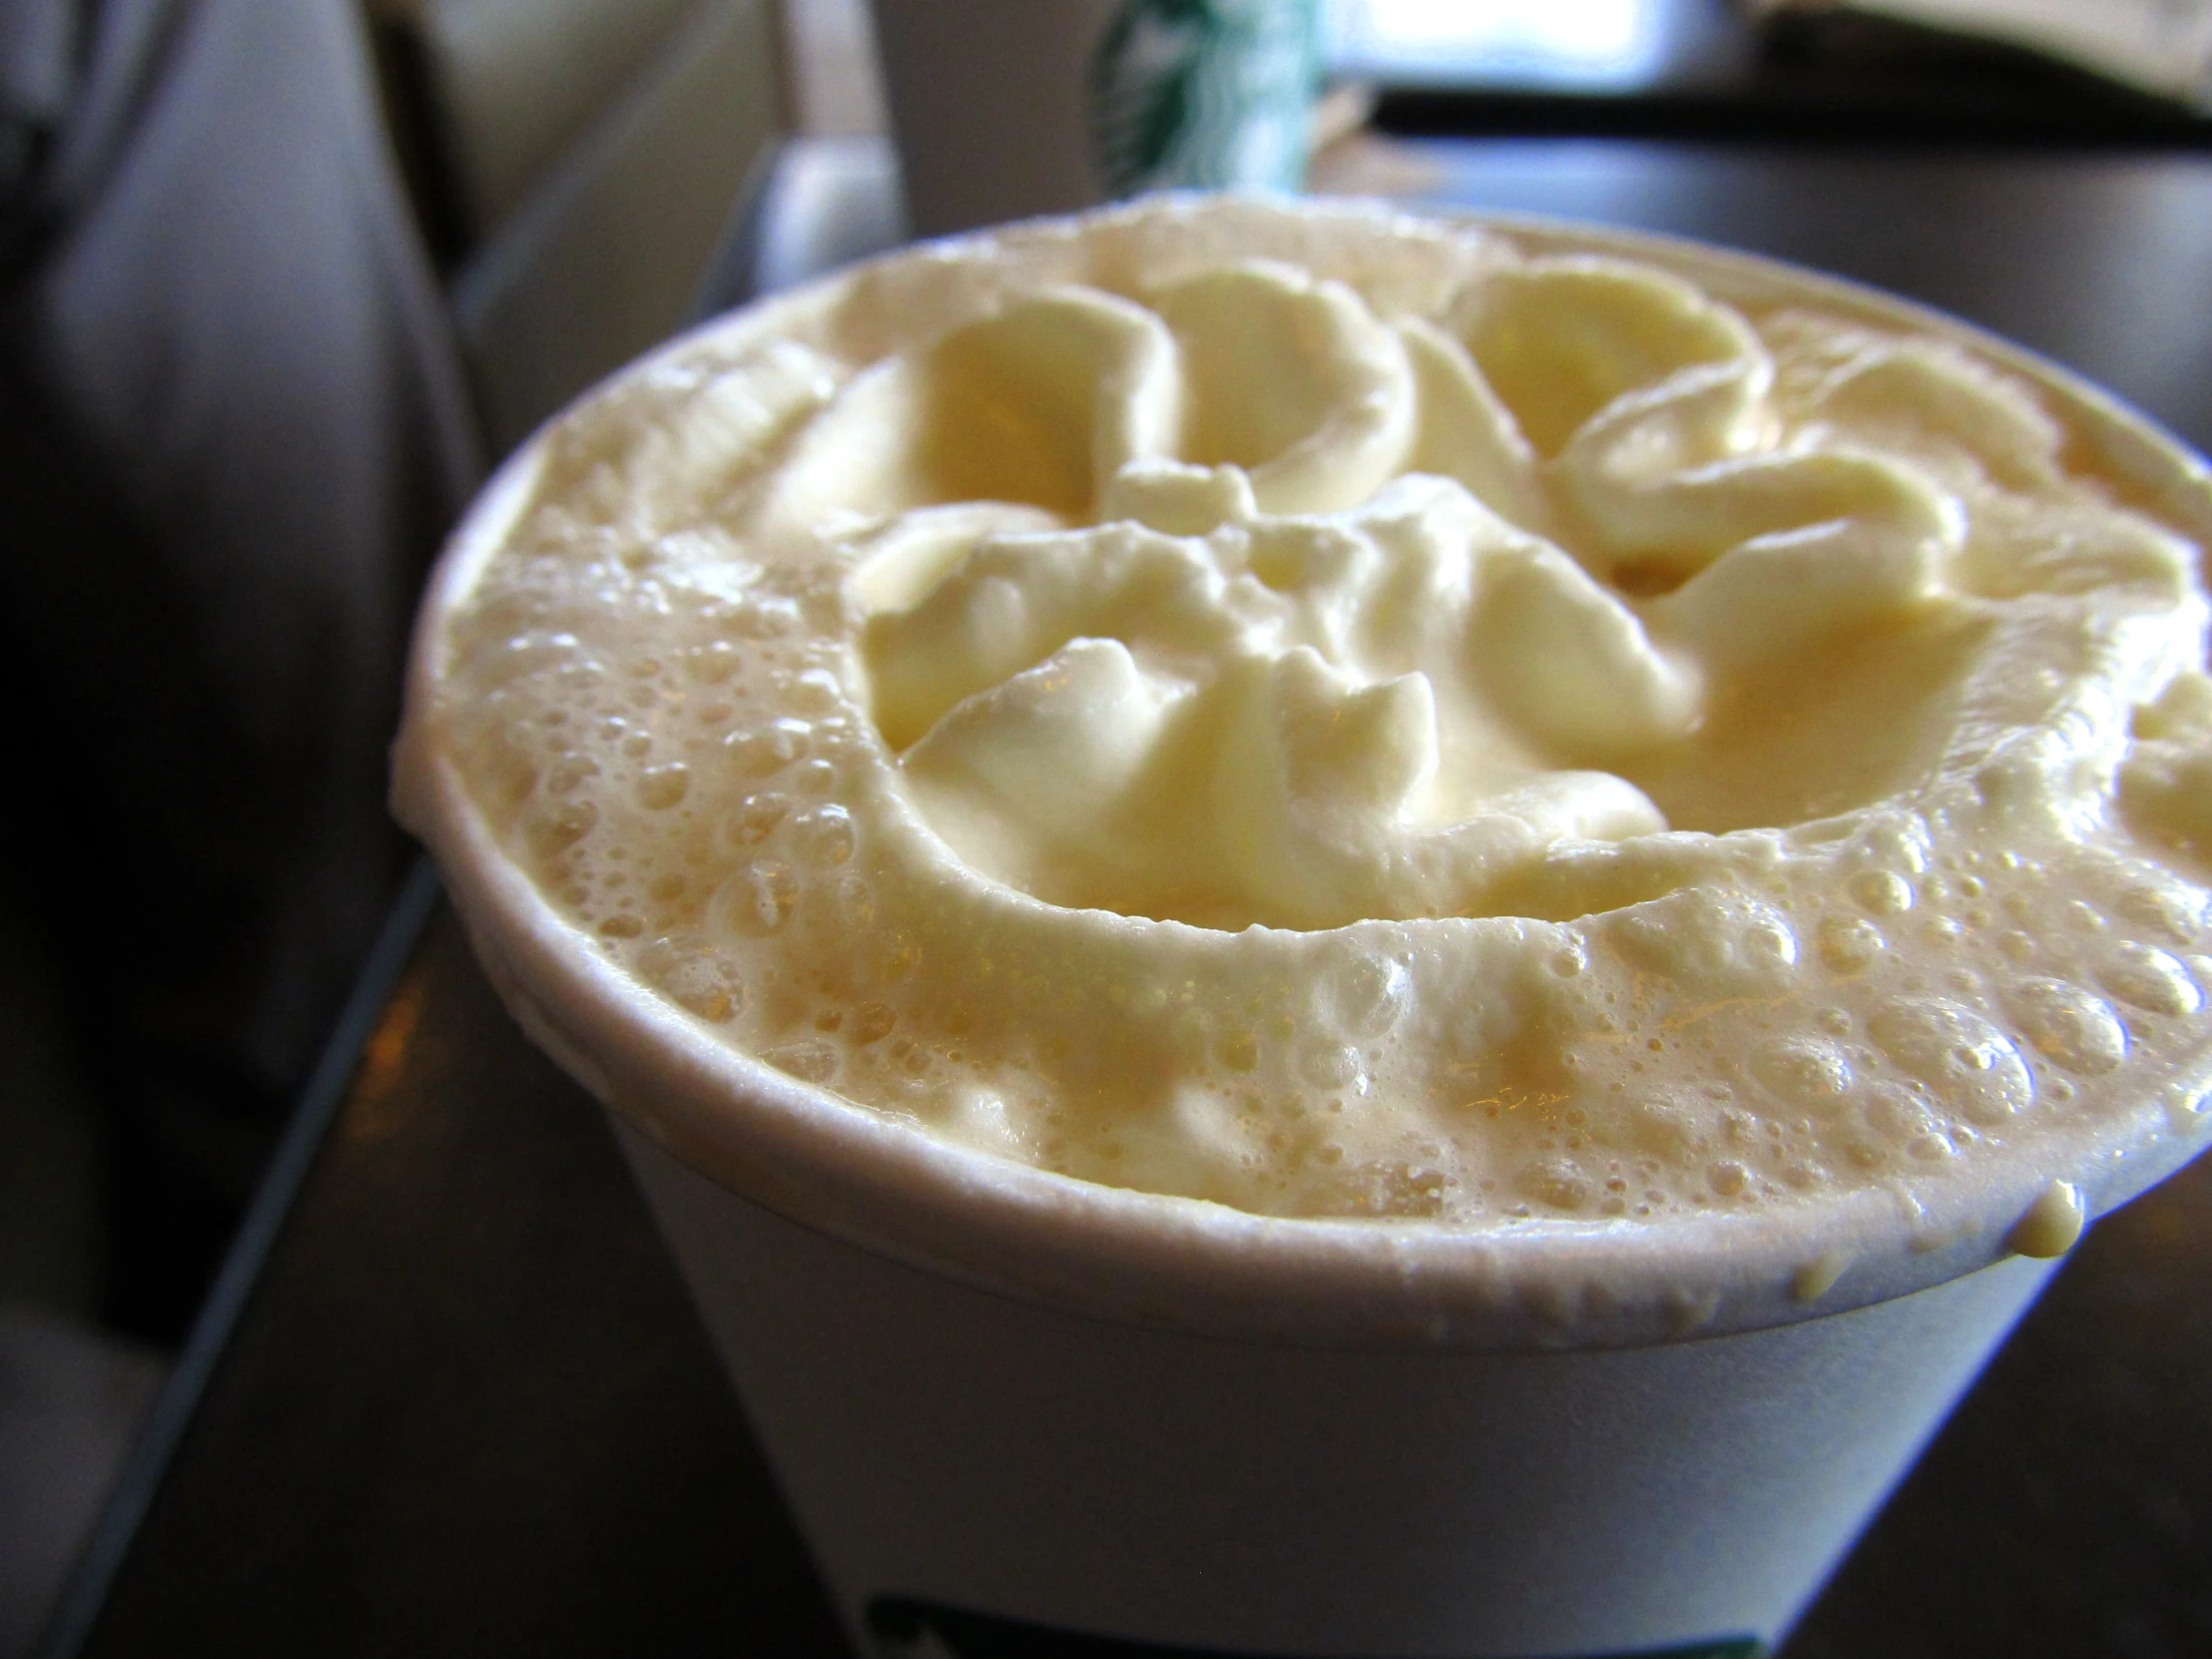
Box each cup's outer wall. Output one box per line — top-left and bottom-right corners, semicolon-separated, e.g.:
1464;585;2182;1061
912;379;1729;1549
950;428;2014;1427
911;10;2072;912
614;1115;2056;1659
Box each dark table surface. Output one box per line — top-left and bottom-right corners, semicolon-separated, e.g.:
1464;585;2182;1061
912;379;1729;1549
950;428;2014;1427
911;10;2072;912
47;138;2212;1658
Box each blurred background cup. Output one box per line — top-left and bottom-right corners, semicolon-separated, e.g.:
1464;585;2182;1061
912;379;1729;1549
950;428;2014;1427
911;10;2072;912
866;0;1323;238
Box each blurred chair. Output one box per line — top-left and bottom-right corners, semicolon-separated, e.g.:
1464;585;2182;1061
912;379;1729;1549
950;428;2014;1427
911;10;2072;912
367;0;789;452
1;6;788;1650
1;0;487;1649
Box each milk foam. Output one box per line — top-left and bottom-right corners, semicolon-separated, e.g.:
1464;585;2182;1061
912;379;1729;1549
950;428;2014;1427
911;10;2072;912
414;198;2212;1243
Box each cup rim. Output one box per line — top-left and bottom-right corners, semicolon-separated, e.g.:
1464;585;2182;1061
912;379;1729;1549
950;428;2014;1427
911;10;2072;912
398;198;2212;1353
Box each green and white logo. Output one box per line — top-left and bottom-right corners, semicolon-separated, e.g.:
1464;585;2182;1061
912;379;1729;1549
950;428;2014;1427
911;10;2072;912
1088;0;1320;199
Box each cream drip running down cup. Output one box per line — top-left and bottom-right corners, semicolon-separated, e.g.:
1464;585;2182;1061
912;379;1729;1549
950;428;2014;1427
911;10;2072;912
395;197;2212;1659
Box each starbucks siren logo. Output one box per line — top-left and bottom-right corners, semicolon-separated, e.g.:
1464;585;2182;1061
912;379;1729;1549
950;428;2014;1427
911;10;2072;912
1088;0;1318;198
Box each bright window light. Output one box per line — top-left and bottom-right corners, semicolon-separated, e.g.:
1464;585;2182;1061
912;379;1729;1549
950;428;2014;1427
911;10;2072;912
1328;0;1668;91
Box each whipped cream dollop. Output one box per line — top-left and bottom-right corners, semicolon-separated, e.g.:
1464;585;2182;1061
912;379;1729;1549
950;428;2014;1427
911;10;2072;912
409;198;2212;1247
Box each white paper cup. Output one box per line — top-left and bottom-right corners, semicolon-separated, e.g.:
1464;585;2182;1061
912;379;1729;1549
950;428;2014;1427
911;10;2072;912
614;1112;2056;1659
399;207;2212;1659
866;0;1322;237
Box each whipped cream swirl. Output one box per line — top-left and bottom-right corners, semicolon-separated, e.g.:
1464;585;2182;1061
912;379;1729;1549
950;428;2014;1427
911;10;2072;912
413;199;2212;1248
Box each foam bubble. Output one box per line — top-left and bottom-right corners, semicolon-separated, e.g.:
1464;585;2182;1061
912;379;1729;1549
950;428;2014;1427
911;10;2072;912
526;800;598;856
2005;978;2127;1076
1297;1040;1368;1092
726;720;810;778
791;805;858;867
1327;955;1410;1038
1751;1038;1854;1116
730;793;792;845
636;763;691;810
1849;870;1915;915
1868;1000;2034;1124
723;860;801;935
1706;1160;1749;1197
2112;878;2206;945
1609;890;1799;996
1518;1155;1594;1213
636;932;745;1022
2096;942;2201;1016
1818;916;1886;975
